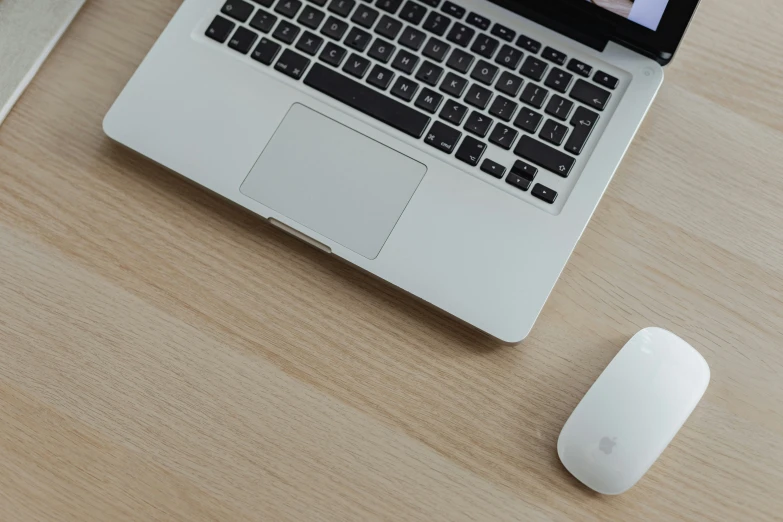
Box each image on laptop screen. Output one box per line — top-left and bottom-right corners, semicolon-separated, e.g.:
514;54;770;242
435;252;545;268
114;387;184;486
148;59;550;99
587;0;671;30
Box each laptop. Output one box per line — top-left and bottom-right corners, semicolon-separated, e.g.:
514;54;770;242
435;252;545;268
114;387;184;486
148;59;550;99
104;0;700;342
0;0;85;125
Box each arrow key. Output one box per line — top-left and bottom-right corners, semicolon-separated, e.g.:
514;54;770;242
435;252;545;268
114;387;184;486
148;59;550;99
531;183;557;204
455;136;486;166
569;79;611;111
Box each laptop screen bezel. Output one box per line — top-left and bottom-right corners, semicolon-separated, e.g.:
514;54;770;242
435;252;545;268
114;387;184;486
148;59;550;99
487;0;701;65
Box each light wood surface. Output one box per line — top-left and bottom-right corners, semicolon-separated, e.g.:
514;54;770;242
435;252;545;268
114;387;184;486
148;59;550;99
1;0;782;520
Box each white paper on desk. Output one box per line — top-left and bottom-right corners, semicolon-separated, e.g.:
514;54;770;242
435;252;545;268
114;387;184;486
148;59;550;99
0;0;86;126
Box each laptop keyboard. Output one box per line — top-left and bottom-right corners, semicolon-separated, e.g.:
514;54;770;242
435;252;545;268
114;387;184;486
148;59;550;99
205;0;620;208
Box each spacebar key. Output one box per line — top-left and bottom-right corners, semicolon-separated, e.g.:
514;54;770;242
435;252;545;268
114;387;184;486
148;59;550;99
514;136;575;177
304;63;430;139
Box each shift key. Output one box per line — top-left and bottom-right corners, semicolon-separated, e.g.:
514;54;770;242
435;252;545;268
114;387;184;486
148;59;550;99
514;136;575;177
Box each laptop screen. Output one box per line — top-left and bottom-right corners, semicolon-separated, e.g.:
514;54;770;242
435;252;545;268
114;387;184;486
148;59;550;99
586;0;670;31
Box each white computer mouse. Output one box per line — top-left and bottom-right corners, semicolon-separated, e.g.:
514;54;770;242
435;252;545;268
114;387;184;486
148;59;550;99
557;327;710;495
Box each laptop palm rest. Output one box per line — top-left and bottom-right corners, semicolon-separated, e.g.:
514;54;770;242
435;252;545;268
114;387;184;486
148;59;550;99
240;104;426;260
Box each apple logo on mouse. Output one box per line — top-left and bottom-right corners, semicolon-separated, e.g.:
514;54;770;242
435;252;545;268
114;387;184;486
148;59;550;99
599;436;617;455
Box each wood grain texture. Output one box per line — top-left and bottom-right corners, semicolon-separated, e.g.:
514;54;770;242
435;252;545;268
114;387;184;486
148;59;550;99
1;0;782;520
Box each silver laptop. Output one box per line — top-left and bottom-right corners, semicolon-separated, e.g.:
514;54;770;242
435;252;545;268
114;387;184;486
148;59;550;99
104;0;700;342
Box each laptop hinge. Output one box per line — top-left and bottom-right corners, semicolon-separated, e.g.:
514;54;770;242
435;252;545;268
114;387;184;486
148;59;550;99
489;0;610;52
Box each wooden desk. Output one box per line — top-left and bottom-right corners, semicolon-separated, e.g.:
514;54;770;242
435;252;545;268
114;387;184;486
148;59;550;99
1;0;781;520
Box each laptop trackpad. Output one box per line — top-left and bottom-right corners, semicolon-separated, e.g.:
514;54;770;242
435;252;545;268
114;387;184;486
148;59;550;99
240;104;426;260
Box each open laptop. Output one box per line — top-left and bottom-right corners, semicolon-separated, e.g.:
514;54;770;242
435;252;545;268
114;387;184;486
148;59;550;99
104;0;700;342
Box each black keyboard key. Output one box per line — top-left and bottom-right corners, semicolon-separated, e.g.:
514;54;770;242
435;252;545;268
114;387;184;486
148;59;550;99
422;12;450;36
565;106;599;155
506;172;532;191
391;49;419;73
399;26;426;50
414;87;443;113
367;64;395;89
464;110;492;137
465;83;492;109
514;135;574;176
539;119;568;145
422;37;450;62
400;0;428;25
446;23;474;47
439;99;468;125
274;48;310;78
470;34;499;59
375;15;403;39
343;52;371;77
250;10;278;32
251;37;282;64
515;34;540;53
424;121;461;153
319;41;348;65
520;83;548;109
491;23;514;42
531;183;557;203
273;20;300;43
368;38;395;62
308;0;328;6
470;60;498;85
351;4;379;27
594;70;619;89
496;71;523;97
377;0;402;14
570;79;611;111
488;95;517;121
544;68;573;93
542;46;566;65
441;0;465;18
345;27;372;50
445;48;473;73
439;72;467;97
567;58;592;77
513;107;542;133
520;56;547;81
488;123;517;150
304;62;431;137
510;159;537;179
415;60;444;86
276;0;303;18
390;76;419;100
299;5;326;28
295;31;325;55
222;0;254;22
480;159;505;178
252;0;275;7
466;12;490;30
418;0;439;6
495;44;523;70
321;16;348;39
545;94;573;121
455;136;486;166
206;15;235;43
327;0;355;16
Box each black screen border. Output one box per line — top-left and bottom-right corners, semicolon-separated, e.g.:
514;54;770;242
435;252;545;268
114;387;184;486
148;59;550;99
489;0;701;65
